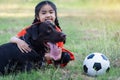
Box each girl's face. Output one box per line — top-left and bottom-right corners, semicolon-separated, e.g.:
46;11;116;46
37;4;56;23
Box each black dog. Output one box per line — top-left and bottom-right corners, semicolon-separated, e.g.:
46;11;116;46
0;21;66;75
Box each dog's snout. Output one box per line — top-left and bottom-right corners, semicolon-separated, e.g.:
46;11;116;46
60;33;66;38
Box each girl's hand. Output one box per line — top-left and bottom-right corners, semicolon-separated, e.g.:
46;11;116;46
17;39;31;53
45;53;52;61
10;36;31;53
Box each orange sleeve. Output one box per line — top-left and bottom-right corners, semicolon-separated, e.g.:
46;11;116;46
17;26;30;37
17;22;41;37
56;26;62;32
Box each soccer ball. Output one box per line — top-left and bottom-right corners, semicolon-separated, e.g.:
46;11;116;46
83;52;110;76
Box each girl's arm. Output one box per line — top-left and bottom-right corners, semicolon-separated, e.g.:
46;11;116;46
10;36;31;53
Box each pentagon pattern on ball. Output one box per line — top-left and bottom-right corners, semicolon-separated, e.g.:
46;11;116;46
83;65;88;73
106;67;110;72
87;54;94;59
93;62;101;71
101;54;108;61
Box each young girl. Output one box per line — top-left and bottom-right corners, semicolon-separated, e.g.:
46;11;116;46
10;0;74;67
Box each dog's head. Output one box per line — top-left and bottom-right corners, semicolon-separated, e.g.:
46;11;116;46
26;21;66;45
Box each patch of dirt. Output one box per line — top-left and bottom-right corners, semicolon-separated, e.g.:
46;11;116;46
81;72;95;80
113;31;120;41
112;58;120;67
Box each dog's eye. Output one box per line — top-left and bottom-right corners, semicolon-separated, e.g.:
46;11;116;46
47;29;52;33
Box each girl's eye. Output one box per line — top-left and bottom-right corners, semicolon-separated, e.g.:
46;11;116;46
49;10;55;14
50;11;53;14
41;11;47;14
42;12;46;15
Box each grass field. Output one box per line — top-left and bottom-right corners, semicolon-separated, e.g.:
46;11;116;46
0;0;120;80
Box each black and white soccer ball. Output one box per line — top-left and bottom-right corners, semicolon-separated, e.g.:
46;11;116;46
83;52;110;76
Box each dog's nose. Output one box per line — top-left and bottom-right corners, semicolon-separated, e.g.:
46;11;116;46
60;33;66;38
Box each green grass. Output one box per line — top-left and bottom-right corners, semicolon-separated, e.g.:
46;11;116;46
0;0;120;80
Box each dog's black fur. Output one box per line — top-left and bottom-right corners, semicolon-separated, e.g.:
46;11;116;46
0;21;66;75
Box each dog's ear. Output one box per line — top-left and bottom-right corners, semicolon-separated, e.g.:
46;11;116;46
26;24;39;40
31;24;39;40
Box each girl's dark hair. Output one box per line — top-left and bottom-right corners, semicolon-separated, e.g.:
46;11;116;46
32;0;61;30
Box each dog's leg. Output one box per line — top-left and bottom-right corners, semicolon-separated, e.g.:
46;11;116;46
20;62;33;72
